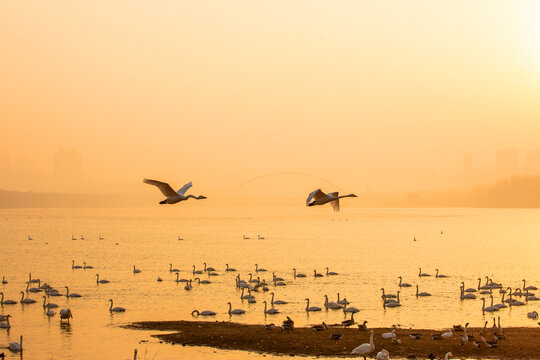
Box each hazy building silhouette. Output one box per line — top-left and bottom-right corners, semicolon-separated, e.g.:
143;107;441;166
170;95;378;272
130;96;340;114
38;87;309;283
463;152;473;188
525;148;540;175
53;147;83;192
496;148;519;180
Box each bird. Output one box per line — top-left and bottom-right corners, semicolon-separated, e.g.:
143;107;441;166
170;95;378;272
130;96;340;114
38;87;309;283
133;265;141;274
418;268;431;277
203;262;216;272
255;264;267;272
415;285;431;297
409;332;421;340
314;270;324;278
184;280;193;291
306;188;357;212
382;329;396;339
225;264;237;272
227;302;245;315
8;336;23;351
376;349;390;360
441;329;453;339
83;261;94;269
324;294;342;310
19;291;36;304
108;299;126;312
193;277;211;285
1;276;6;284
257;235;265;240
0;293;17;305
96;274;110;284
263;301;280;314
305;298;322;312
523;279;538;291
0;315;11;328
326;267;338;276
342;313;355;327
42;296;58;308
169;264;180;273
460;323;469;346
271;292;288;305
64;287;82;298
293;268;306;278
443;352;453;360
351;330;375;359
398;276;412;287
143;179;206;204
358;320;368;331
435;269;448;278
71;260;82;269
527;311;539;319
312;322;328;331
191;310;216;316
343;299;360;313
59;308;73;323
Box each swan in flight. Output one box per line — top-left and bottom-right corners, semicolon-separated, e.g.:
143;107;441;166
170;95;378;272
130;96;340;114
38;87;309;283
351;330;375;358
306;189;357;212
108;299;126;312
143;179;206;204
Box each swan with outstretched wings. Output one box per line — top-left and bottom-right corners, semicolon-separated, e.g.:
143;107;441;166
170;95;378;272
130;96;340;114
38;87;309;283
306;189;356;212
143;179;207;204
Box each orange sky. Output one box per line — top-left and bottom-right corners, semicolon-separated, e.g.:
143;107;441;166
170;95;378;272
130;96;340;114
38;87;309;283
1;1;540;198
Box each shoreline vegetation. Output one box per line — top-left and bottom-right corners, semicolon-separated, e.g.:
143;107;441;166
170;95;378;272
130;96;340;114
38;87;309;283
3;175;540;209
127;320;540;359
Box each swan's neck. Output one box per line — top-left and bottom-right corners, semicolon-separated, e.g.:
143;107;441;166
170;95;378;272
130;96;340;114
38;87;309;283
109;300;113;311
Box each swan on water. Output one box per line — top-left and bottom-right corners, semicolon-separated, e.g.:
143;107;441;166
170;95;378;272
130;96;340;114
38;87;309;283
314;270;324;278
416;285;431;297
133;265;142;274
528;311;538;319
64;286;82;298
326;267;338;276
25;281;41;293
203;263;216;272
59;308;73;323
1;276;6;284
381;288;397;299
255;264;267;272
108;299;126;312
8;336;22;351
227;302;246;315
42;296;58;308
19;292;36;304
192;310;216;316
225;264;237;272
523;279;538;291
461;282;477;293
418;268;431;277
481;297;499;313
83;261;93;269
169;264;180;273
192;265;203;275
96;274;110;284
460;285;477;300
306;189;357;212
0;315;11;328
184;280;193;291
343;299;360;313
271;292;288;305
305;298;322;312
293;268;306;278
324;295;342;309
263;301;280;314
194;277;211;285
143;179;207;204
435;269;448;278
351;330;375;359
337;293;350;305
175;273;188;283
71;260;82;269
0;293;17;305
398;276;412;287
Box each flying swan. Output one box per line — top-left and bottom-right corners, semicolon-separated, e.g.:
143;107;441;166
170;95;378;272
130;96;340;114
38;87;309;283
143;179;206;204
306;189;357;212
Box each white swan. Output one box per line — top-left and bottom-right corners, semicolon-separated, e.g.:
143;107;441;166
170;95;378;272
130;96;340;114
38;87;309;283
192;310;216;316
343;299;360;313
382;329;396;339
0;292;17;305
385;291;401;308
435;269;448;278
227;302;245;315
42;296;58;308
64;286;82;298
108;299;126;312
441;329;453;339
133;265;141;274
271;292;288;305
263;301;280;314
255;264;267;272
376;349;390;360
351;330;375;358
293;268;306;278
9;336;22;351
96;274;110;284
59;308;73;323
398;276;412;287
337;293;350;305
306;189;357;212
326;267;338;276
324;295;342;309
481;297;499;313
527;311;538;319
225;264;237;272
443;352;453;360
305;298;322;312
0;315;11;328
19;292;36;304
418;268;431;277
143;179;206;204
460;285;477;300
416;285;431;297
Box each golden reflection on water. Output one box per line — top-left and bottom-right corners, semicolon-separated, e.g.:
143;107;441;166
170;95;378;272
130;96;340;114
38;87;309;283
0;207;538;359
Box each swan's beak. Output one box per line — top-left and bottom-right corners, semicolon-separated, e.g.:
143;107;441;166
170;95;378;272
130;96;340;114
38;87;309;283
308;202;316;207
159;199;167;204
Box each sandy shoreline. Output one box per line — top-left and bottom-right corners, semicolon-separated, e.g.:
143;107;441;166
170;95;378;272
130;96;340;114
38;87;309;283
126;320;540;359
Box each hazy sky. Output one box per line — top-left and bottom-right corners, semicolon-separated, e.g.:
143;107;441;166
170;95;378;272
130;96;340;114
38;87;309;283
1;1;540;197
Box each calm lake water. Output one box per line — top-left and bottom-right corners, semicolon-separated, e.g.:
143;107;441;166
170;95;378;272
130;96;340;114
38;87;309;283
0;207;538;359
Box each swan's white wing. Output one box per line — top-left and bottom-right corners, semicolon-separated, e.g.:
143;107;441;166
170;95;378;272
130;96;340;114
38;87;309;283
328;192;340;212
306;189;325;206
176;181;193;195
143;178;177;197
